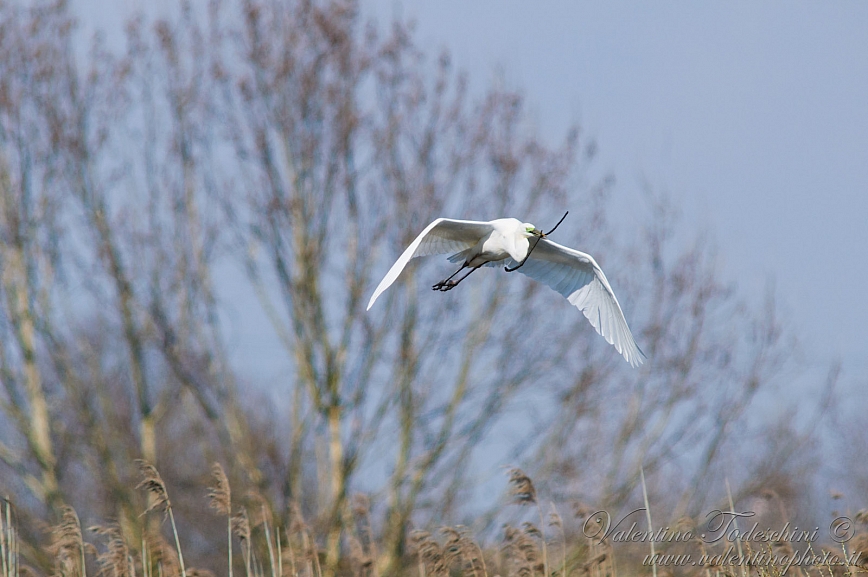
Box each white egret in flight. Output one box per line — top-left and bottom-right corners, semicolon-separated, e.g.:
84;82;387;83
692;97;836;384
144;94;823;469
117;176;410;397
366;216;645;367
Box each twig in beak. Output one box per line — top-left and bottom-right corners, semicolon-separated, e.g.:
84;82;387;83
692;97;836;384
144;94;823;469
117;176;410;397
505;211;568;272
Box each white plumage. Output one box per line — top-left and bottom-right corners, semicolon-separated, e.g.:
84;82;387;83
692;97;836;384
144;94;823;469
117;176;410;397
367;217;645;367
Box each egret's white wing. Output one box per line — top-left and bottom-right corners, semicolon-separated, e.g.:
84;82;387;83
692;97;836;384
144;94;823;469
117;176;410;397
367;218;493;310
514;239;645;367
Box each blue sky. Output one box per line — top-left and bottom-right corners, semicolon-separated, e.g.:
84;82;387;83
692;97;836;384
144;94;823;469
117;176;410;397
358;0;868;378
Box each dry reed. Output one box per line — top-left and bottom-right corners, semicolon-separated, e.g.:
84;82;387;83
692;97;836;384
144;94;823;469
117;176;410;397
47;507;87;577
1;500;19;577
135;461;186;577
90;525;132;577
207;464;232;577
507;469;547;577
4;463;866;577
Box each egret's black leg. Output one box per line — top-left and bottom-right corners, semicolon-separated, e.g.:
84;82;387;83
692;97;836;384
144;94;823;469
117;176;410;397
442;266;479;290
433;263;479;291
432;263;468;291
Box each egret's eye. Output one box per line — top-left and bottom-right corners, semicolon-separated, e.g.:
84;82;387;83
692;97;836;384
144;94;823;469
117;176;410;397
525;225;536;232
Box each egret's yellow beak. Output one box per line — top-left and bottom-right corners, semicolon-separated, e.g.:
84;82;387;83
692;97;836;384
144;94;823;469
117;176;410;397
524;224;544;237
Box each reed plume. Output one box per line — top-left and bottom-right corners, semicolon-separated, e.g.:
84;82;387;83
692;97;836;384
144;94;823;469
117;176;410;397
207;464;232;577
90;525;131;577
47;507;87;577
135;461;186;577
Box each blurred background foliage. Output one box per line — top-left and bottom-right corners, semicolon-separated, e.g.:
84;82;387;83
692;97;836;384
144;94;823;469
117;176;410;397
0;0;845;575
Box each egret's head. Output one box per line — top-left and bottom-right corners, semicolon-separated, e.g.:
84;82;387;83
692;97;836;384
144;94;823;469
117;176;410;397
523;223;544;237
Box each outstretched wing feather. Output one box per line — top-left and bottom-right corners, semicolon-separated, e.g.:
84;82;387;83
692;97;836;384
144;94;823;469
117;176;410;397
366;218;493;310
512;238;645;367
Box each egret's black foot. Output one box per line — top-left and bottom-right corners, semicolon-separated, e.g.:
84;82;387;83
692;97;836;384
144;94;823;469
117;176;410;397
432;280;457;292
